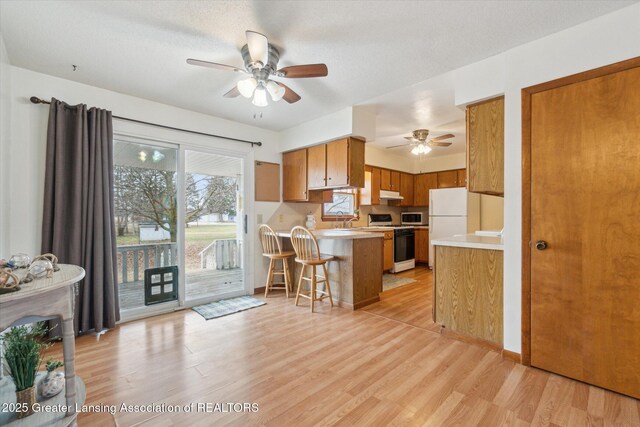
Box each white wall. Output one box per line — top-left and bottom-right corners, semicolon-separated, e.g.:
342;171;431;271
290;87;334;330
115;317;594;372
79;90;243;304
5;66;282;291
453;3;640;353
0;33;11;257
414;152;466;174
365;145;415;173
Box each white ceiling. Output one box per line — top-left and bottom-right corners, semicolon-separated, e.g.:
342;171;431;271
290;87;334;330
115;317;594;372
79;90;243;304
1;1;634;157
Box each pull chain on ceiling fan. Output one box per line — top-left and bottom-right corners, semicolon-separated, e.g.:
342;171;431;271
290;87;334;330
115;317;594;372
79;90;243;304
187;30;328;107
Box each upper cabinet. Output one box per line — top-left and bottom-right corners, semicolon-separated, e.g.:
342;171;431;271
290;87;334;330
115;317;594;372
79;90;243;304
467;96;504;196
361;166;381;206
380;168;400;191
289;137;364;192
413;173;437;206
397;172;414;206
307;144;327;189
436;170;458;188
282;149;308;201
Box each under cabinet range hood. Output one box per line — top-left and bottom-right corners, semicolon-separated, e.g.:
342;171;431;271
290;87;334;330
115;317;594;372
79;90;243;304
380;190;404;200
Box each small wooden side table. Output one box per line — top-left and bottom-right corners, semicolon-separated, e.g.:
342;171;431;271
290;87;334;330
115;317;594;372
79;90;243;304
0;264;85;425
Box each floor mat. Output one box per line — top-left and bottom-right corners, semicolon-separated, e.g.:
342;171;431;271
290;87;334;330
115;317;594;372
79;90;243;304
383;274;417;291
192;295;265;320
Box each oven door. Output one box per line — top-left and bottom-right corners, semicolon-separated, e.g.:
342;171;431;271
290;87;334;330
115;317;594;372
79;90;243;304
394;229;415;262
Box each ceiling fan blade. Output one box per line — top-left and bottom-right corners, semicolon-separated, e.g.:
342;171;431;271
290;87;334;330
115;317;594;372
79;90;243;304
246;30;269;65
431;133;455;141
386;144;410;149
186;59;246;73
275;82;301;103
223;86;241;98
428;141;453;147
278;64;328;78
404;136;419;142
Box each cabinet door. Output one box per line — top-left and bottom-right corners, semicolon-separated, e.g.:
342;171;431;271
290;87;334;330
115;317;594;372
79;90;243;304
390;171;400;191
457;169;467;188
383;235;394;271
307;144;327;189
283;149;307;201
437;170;458;188
370;167;381;204
415;229;429;263
326;138;349;187
467;97;504;195
400;172;414;206
414;173;437;206
380;169;391;190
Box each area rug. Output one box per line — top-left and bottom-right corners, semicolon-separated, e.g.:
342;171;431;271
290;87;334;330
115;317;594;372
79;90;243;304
383;274;417;291
192;296;265;320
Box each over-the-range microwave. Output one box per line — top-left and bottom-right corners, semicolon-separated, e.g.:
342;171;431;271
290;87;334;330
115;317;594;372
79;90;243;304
401;212;428;225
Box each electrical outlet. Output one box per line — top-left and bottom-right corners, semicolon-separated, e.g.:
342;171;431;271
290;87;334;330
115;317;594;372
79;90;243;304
278;214;284;223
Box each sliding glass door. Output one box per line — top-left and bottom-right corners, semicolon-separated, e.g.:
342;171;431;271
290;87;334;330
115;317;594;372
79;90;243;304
182;150;245;304
114;140;179;315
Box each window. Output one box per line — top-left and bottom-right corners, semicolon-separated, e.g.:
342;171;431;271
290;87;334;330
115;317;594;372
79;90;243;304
322;189;359;221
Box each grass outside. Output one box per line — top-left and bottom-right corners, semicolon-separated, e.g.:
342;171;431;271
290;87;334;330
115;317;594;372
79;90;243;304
117;224;237;273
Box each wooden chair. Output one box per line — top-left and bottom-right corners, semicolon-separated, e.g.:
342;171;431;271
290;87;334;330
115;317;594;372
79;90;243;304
258;224;295;298
289;226;335;312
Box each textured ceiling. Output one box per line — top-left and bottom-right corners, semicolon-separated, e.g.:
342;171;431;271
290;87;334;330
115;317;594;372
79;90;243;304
1;1;633;158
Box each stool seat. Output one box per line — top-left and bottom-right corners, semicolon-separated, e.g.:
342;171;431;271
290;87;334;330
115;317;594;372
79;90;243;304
263;250;296;259
294;254;334;265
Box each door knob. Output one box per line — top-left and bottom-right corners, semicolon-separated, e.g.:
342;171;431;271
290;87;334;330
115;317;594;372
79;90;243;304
535;240;548;250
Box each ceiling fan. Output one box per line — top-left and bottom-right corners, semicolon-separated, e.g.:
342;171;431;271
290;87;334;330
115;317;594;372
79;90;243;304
387;129;455;155
187;30;328;107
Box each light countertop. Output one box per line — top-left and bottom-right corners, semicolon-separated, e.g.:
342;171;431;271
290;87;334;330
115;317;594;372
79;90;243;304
431;234;504;251
274;229;383;240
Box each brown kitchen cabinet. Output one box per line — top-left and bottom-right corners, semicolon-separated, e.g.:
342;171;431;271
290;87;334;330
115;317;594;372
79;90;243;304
308;137;365;190
380;168;391;190
283;149;325;202
383;230;394;271
415;228;429;264
437;170;459;188
390;172;414;207
307;144;327;189
457;169;467;188
390;171;400;191
361;166;381;205
413;173;437;206
467;96;504;196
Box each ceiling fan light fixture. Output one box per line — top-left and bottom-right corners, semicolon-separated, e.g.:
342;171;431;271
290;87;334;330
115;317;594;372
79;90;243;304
411;143;432;156
237;77;257;98
252;85;269;107
266;80;285;102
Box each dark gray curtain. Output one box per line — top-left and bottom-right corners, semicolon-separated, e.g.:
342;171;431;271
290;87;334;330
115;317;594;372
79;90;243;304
41;98;120;335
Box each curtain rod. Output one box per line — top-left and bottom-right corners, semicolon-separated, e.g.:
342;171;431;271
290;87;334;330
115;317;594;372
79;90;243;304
29;96;262;147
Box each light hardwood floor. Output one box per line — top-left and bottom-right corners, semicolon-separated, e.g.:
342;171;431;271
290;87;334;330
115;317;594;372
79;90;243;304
45;266;639;426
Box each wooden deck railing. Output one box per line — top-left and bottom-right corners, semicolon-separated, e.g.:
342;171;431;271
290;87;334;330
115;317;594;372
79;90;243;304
116;243;177;284
199;239;242;270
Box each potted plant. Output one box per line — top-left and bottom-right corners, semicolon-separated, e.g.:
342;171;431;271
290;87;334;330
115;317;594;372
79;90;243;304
3;323;48;419
40;357;65;398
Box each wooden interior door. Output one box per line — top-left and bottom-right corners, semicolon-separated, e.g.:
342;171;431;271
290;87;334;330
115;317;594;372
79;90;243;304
529;63;640;398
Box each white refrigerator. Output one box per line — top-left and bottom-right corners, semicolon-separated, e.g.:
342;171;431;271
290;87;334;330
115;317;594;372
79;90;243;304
428;188;480;267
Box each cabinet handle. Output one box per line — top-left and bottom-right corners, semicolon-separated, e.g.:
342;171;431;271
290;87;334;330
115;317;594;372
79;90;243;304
535;240;548;250
328;177;332;180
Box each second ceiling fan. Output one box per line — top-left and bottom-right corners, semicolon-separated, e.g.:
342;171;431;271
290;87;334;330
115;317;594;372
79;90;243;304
387;129;455;155
187;30;328;106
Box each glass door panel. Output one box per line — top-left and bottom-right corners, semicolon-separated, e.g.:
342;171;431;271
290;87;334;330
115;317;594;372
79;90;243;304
184;150;244;302
113;140;179;313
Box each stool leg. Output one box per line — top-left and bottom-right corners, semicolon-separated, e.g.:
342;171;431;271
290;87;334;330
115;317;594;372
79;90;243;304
282;259;290;298
265;258;274;298
285;258;293;295
322;263;334;307
311;265;317;313
295;264;305;306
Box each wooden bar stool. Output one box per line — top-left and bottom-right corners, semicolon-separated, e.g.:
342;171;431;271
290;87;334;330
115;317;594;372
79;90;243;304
290;226;335;312
258;224;295;297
